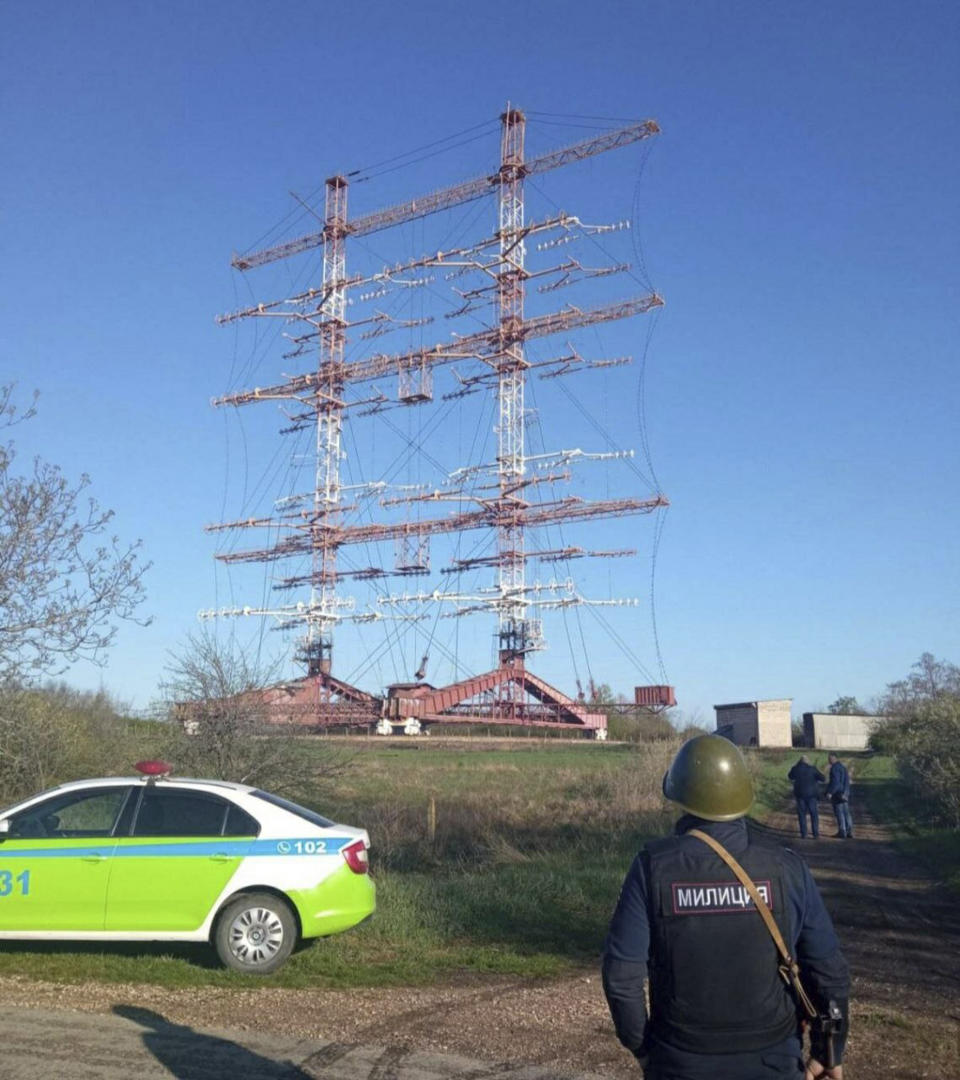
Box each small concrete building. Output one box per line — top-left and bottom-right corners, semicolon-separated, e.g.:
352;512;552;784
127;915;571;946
803;713;876;750
715;699;793;748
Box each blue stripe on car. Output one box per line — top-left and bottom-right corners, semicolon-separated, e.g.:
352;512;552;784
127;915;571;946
0;837;351;858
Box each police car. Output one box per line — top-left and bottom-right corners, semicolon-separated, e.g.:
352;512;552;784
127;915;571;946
0;761;375;974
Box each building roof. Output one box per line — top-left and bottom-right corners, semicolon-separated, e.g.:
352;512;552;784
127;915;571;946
714;699;792;710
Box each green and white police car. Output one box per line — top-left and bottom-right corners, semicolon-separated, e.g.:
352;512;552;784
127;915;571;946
0;761;375;974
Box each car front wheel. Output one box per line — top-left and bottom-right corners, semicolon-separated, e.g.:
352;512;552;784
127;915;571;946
214;892;297;974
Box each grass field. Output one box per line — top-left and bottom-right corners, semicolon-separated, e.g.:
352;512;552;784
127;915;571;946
0;738;679;988
2;737;956;989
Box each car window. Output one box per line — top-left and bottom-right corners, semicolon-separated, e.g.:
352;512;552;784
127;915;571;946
251;790;334;828
133;788;232;837
9;787;130;839
224;803;260;837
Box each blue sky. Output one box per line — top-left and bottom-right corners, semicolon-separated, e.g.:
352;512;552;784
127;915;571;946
2;1;957;724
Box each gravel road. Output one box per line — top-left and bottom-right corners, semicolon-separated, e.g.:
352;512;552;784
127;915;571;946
0;973;630;1079
0;1004;610;1079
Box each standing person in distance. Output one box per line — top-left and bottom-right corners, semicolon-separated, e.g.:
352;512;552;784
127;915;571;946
826;753;853;839
788;755;825;839
602;735;850;1079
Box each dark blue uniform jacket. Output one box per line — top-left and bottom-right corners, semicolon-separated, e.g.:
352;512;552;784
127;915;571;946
602;816;850;1076
788;761;824;799
827;761;851;800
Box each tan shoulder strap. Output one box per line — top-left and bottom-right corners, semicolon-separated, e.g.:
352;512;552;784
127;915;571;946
688;827;817;1019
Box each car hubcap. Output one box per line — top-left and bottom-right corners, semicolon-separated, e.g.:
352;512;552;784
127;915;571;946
228;906;284;965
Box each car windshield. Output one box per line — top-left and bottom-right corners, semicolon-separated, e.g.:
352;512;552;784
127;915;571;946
251;790;335;829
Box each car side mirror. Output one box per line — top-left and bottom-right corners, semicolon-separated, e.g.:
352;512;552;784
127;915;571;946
0;820;9;840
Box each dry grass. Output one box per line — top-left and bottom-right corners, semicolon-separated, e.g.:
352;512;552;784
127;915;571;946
322;740;682;871
0;737;684;988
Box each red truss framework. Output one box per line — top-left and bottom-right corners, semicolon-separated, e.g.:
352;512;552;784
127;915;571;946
204;106;669;736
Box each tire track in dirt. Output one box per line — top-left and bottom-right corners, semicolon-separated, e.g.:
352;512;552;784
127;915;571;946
0;1007;608;1079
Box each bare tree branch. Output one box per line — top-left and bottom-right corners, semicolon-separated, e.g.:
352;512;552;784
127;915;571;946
0;385;150;685
160;629;352;795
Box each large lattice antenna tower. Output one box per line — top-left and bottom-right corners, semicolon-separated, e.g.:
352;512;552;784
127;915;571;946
202;105;672;736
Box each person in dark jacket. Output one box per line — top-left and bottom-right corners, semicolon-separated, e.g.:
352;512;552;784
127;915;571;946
826;754;853;839
788;755;825;839
603;735;849;1079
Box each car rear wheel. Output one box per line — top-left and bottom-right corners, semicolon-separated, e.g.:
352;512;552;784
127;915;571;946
214;892;297;974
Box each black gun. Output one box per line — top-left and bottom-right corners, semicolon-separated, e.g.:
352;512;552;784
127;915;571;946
817;1000;844;1069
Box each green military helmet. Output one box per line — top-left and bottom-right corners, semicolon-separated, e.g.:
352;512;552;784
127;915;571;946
662;734;754;821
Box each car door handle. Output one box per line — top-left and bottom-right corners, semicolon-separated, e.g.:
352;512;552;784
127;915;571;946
82;853;107;863
210;853;232;862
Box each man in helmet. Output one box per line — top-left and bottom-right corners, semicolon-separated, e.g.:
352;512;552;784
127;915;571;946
602;734;850;1079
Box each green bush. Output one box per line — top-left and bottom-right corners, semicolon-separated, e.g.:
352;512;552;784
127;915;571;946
871;698;960;827
871;654;960;828
0;684;164;805
607;707;676;742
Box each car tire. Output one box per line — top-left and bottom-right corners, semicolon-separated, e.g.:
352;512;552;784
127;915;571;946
213;892;297;974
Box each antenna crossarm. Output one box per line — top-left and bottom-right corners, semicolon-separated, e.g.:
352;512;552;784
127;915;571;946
212;293;663;408
374;588;641;612
447;449;634;484
197;602;422;627
219;214;579;324
524;120;660;178
231;121;659;271
527;448;636;468
379;470;568;509
213;493;669;565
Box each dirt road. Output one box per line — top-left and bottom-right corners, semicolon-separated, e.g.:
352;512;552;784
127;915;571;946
774;795;960;1078
0;1006;606;1079
0;790;956;1078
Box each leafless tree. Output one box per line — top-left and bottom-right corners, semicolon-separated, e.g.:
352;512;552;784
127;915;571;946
160;629;351;796
0;385;150;686
826;696;867;716
879;652;960;718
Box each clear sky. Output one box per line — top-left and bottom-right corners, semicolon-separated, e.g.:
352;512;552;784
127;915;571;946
2;1;957;724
